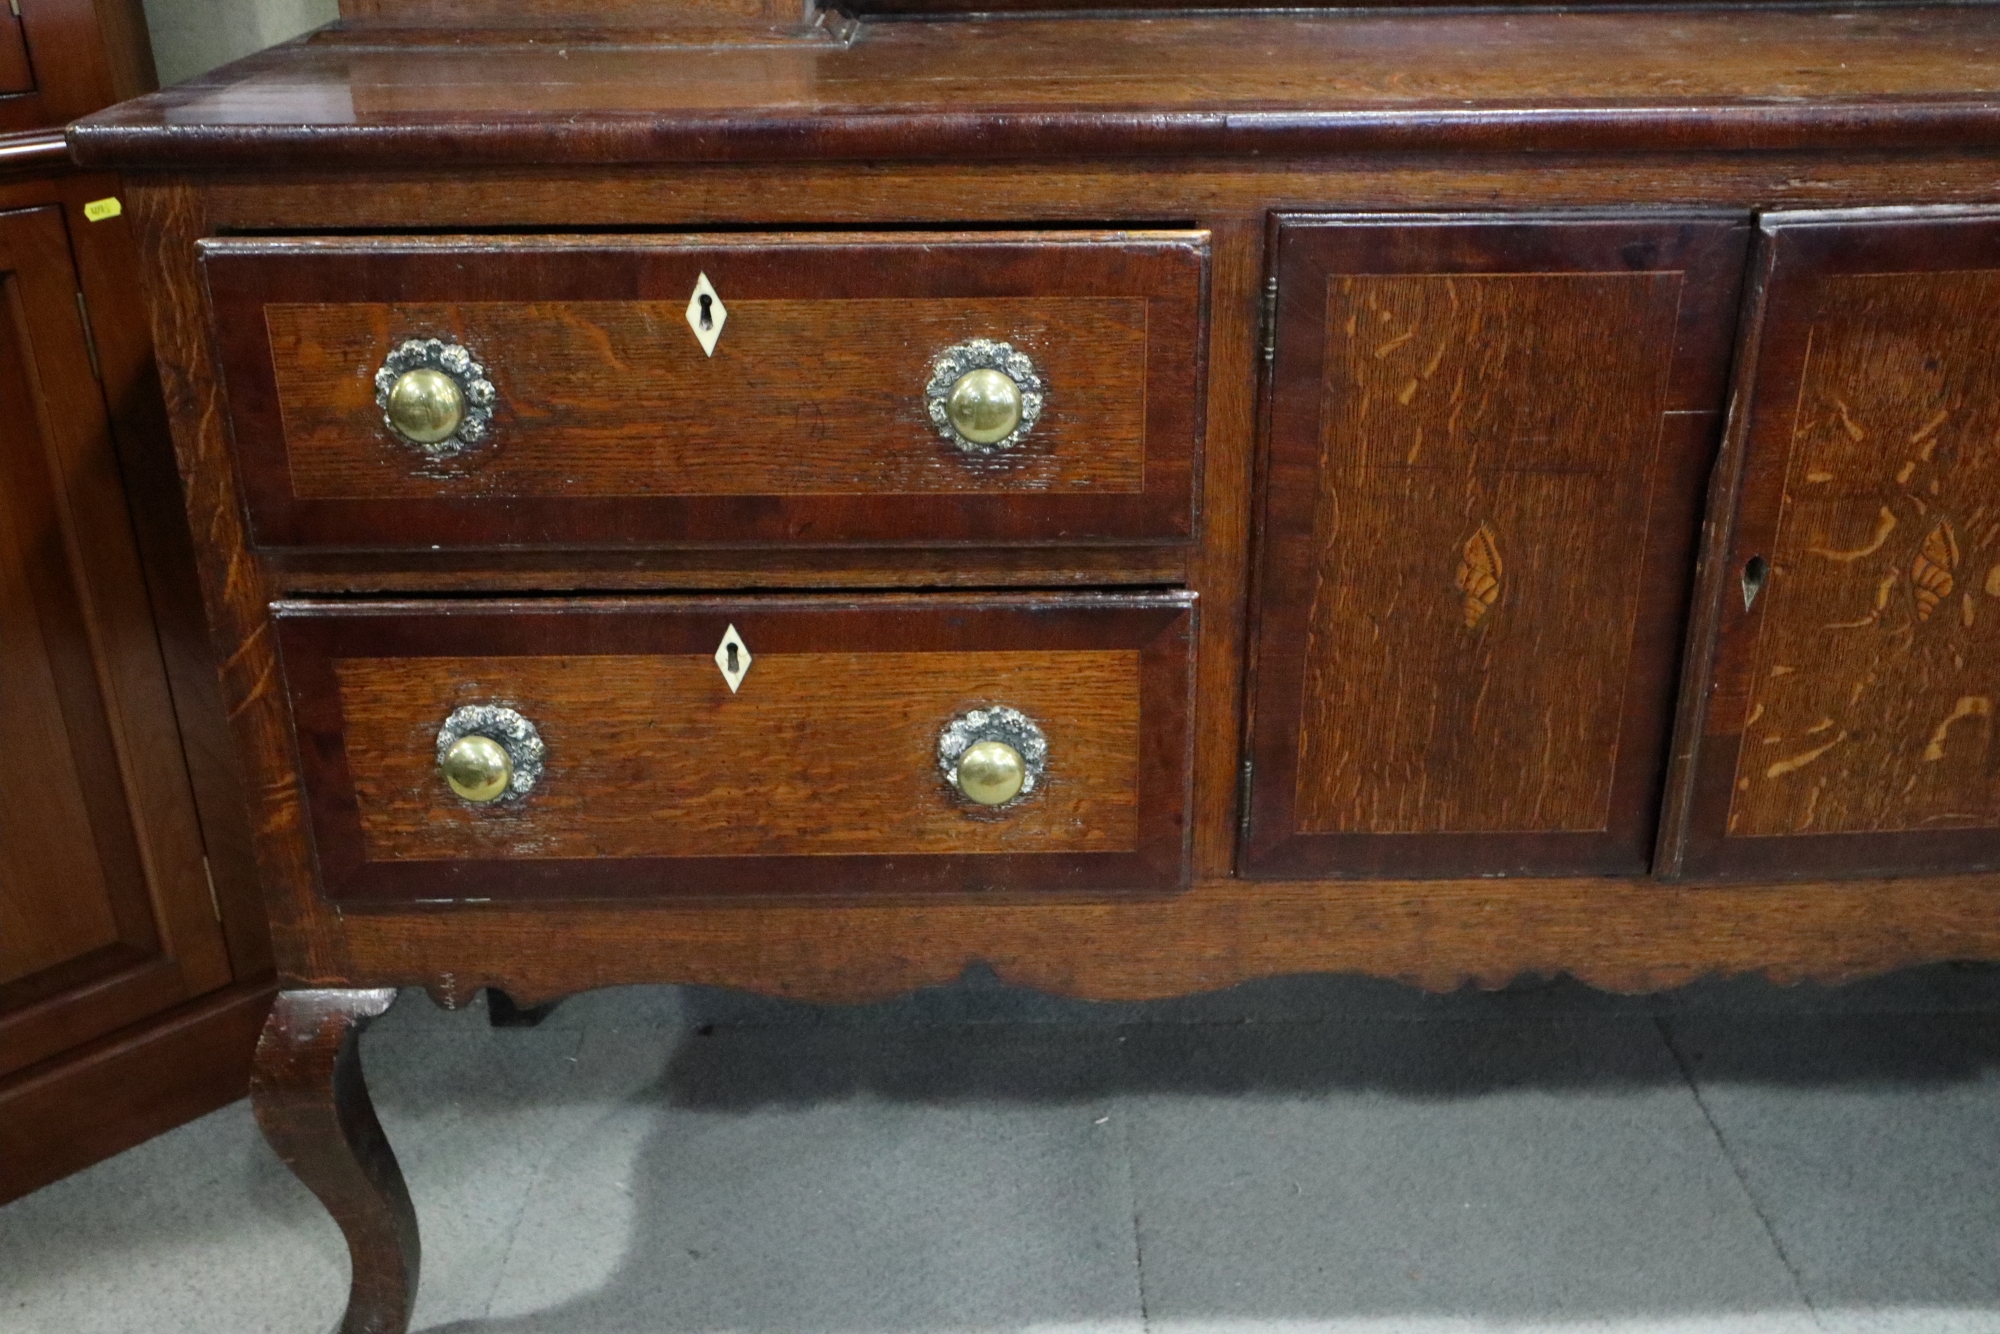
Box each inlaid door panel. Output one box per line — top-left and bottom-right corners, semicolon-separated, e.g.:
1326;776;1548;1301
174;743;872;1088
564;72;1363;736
1665;209;2000;878
1242;213;1749;879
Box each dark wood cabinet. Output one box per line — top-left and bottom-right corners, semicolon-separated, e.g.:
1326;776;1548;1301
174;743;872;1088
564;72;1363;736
1244;214;1748;879
1664;209;2000;879
69;0;2000;1326
0;201;232;1072
0;0;151;134
0;1;268;1205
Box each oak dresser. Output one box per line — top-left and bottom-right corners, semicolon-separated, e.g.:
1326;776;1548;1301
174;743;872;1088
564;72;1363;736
67;0;2000;1327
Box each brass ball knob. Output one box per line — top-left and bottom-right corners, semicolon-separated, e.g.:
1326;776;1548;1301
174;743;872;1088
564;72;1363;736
439;733;512;803
954;739;1026;806
385;367;465;445
945;368;1023;446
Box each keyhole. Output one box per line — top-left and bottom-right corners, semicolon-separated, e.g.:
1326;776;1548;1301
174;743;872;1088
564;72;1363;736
698;294;714;331
725;642;739;673
1742;555;1769;611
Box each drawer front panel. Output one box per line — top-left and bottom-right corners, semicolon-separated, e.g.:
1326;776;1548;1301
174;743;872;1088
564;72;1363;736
277;593;1194;902
203;232;1206;550
1668;210;2000;878
1243;213;1750;879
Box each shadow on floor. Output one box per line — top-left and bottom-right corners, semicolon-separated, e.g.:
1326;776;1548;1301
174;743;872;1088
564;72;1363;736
403;966;2000;1333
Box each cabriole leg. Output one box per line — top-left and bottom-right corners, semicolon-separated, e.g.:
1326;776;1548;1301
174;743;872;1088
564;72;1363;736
251;988;418;1334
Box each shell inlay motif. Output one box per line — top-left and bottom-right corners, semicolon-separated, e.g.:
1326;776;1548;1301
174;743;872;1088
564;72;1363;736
1913;518;1960;622
1456;522;1502;628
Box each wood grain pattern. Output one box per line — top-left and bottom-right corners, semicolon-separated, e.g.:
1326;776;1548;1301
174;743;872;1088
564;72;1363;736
130;177;329;981
203;232;1204;550
181;156;2000;240
266;544;1186;594
114;101;2000;1010
1735;272;2000;836
250;988;416;1334
309;872;2000;1008
1672;209;2000;878
266;297;1146;497
61;169;269;982
338;651;1139;860
279;594;1195;902
339;0;807;24
66;9;2000;168
1296;270;1676;835
1245;214;1748;878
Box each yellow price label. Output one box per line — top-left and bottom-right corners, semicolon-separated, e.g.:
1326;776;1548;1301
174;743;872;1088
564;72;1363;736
82;197;122;222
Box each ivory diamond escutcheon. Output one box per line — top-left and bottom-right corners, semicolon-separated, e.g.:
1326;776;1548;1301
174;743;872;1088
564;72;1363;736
685;272;726;356
714;624;751;693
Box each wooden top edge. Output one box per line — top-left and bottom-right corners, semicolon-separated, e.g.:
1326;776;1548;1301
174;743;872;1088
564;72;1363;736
68;8;2000;169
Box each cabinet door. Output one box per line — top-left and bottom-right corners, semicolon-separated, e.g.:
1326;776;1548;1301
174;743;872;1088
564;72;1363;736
0;205;231;1077
1242;214;1748;879
1666;209;2000;879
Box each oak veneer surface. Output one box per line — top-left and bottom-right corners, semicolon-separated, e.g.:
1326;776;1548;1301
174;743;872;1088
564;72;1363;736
301;873;2000;1007
64;8;2000;167
201;232;1204;549
1302;271;1670;832
88;10;2000;1006
271;299;1146;495
1245;215;1746;880
278;595;1196;902
77;20;2000;1323
1674;210;2000;879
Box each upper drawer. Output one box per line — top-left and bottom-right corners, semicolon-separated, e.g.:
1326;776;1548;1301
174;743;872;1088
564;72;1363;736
200;231;1208;551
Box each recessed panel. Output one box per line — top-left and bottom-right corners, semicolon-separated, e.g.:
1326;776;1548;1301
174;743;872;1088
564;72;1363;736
1668;210;2000;878
1244;213;1749;879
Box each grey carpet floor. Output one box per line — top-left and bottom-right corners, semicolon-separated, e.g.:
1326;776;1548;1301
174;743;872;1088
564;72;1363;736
6;966;2000;1333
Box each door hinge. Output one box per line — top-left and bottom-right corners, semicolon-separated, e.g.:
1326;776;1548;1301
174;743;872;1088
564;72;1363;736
1237;758;1255;835
74;291;101;381
203;856;222;923
1258;275;1279;365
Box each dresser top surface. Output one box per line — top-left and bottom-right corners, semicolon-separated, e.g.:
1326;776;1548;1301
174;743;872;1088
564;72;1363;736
68;7;2000;169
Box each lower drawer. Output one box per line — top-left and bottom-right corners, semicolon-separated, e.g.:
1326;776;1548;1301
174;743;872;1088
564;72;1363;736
275;592;1195;903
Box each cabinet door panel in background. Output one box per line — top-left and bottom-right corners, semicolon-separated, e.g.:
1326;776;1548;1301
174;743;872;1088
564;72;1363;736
0;204;232;1078
1667;209;2000;878
1243;214;1749;879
